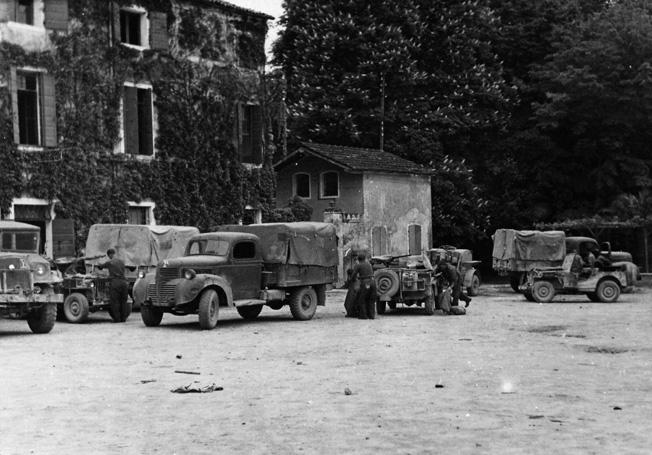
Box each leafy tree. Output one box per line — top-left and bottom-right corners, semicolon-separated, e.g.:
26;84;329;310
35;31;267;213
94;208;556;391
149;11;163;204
532;0;652;212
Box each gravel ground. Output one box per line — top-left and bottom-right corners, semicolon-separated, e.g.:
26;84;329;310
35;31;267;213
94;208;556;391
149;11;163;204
1;284;651;455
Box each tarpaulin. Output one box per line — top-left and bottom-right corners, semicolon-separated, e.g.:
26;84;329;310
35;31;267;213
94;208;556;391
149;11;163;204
492;229;566;261
85;224;199;267
215;223;338;267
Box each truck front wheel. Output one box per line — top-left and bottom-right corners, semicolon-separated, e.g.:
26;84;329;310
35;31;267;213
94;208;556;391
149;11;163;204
141;305;164;327
467;273;481;296
198;289;220;329
596;280;620;303
63;293;90;323
289;287;317;321
237;305;263;319
532;280;555;303
27;289;57;334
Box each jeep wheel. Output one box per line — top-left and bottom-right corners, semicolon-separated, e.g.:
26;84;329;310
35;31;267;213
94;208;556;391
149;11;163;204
524;292;536;302
532;280;555;303
376;300;387;315
63;293;90;323
596;280;620;303
27;289;57;334
289;286;318;321
424;293;436;315
237;305;263;319
467;273;481;296
586;292;600;302
198;289;220;329
374;269;400;298
510;274;524;293
141;305;164;327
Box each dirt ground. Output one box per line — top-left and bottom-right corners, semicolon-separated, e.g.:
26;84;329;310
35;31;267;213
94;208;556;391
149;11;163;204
1;284;651;455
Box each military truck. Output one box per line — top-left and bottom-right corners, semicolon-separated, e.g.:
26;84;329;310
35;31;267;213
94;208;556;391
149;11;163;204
0;221;61;333
133;222;338;330
521;251;634;303
492;229;640;292
429;246;482;296
371;253;438;315
56;224;199;323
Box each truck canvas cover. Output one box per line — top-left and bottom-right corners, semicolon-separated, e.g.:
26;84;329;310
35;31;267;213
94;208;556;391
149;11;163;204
85;224;200;267
493;229;566;272
216;222;338;267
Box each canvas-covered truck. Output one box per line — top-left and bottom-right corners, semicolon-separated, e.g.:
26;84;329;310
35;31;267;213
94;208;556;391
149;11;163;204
55;224;199;323
0;221;61;333
133;222;338;330
493;229;640;293
493;229;569;292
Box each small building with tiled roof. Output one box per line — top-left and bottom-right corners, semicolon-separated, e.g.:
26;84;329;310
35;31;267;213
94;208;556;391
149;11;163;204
275;143;432;279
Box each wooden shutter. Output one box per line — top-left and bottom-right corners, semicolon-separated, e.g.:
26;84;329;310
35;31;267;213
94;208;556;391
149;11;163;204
9;66;20;144
138;88;153;155
112;1;121;42
123;85;138;154
408;224;422;255
42;73;57;147
52;218;75;258
44;0;68;32
372;226;387;256
0;0;16;22
149;10;168;51
251;105;263;164
236;103;244;160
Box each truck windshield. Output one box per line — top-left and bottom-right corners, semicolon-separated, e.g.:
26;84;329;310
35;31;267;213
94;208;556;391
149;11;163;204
1;232;39;253
187;239;229;256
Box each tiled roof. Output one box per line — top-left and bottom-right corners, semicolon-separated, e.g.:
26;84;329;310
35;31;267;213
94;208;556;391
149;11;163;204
187;0;274;20
275;142;429;175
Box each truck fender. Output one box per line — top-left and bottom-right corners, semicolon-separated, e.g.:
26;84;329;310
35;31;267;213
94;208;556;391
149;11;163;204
175;274;234;307
133;272;155;306
463;268;476;288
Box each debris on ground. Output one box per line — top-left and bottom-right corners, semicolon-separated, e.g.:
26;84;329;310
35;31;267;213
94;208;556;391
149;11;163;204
171;383;223;394
140;379;157;384
174;370;201;375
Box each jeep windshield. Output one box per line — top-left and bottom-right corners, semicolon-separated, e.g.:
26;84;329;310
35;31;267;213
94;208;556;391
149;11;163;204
1;231;39;253
187;239;229;256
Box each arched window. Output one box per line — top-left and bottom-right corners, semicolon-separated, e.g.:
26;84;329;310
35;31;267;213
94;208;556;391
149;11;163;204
293;173;311;198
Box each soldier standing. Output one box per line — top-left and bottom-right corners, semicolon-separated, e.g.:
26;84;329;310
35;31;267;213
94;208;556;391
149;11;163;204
348;253;377;319
97;248;129;322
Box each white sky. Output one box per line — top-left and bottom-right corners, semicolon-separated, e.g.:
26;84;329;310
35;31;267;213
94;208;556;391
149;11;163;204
224;0;285;62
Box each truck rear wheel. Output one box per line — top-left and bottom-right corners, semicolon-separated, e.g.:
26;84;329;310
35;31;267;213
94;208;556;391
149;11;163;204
27;289;57;334
141;305;164;327
63;293;90;323
237;305;263;319
198;289;220;329
596;279;620;303
467;274;481;296
532;280;555;303
289;287;317;321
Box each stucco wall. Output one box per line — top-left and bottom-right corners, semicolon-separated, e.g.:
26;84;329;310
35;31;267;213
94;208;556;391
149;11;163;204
276;156;364;219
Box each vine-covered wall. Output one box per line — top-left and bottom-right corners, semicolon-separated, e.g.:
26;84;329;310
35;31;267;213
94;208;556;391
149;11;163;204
0;0;282;250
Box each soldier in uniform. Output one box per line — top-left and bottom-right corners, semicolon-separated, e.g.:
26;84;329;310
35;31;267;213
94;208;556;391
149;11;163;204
348;253;377;319
435;258;472;308
97;248;130;322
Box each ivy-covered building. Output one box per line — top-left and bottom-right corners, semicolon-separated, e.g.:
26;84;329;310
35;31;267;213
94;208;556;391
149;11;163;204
0;0;280;258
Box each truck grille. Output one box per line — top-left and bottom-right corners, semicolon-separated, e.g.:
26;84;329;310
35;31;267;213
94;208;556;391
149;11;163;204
1;270;32;293
149;267;179;305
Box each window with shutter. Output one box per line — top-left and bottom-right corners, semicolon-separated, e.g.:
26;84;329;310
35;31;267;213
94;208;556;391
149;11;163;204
239;104;263;165
320;171;339;198
118;6;149;48
408;224;422;255
11;69;57;148
293;173;311;199
122;84;154;156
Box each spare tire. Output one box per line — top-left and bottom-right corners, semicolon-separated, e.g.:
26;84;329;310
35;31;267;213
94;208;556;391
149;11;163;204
374;269;400;298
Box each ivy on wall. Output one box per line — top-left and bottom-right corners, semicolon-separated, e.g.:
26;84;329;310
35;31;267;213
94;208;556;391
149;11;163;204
0;1;282;252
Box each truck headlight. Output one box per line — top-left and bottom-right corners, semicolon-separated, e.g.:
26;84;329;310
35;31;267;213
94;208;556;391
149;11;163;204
184;269;196;280
35;265;46;276
138;270;146;279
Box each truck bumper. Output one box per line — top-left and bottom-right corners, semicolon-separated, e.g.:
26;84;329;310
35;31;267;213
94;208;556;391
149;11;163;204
0;292;63;304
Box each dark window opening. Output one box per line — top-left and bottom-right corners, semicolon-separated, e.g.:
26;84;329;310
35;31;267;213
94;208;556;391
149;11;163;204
233;241;256;259
17;72;40;145
17;0;34;25
128;207;149;225
120;10;142;46
239;104;262;164
123;86;153;156
294;174;310;198
321;171;339;198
